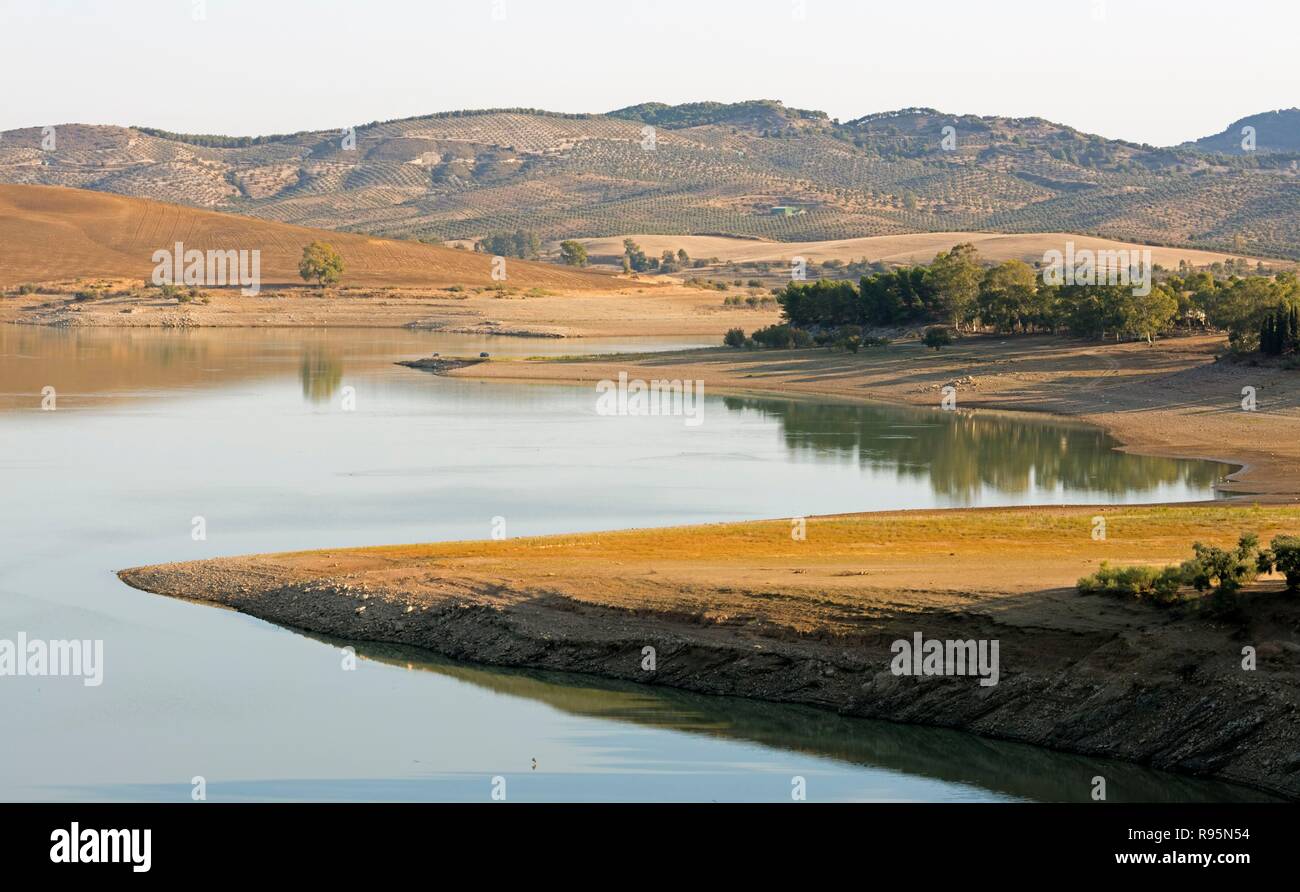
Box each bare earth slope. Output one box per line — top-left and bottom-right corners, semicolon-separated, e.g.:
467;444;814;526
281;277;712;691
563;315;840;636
0;184;611;290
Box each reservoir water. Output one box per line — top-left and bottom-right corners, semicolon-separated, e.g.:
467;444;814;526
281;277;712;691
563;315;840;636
0;326;1266;802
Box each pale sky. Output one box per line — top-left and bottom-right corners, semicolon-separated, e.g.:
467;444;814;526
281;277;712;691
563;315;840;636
2;0;1296;146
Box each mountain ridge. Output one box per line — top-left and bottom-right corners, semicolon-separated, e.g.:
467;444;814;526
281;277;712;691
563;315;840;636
3;101;1297;257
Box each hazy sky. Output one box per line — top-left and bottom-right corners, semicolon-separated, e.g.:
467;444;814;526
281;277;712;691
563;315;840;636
2;0;1296;145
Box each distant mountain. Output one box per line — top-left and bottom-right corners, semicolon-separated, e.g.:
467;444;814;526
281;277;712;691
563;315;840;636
1183;108;1300;155
2;102;1297;258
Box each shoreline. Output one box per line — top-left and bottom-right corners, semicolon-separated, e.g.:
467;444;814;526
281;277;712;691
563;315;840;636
118;504;1300;800
438;333;1300;502
0;282;779;339
115;331;1300;798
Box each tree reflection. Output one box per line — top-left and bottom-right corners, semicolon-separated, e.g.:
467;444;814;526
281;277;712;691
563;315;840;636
722;397;1228;501
300;347;343;403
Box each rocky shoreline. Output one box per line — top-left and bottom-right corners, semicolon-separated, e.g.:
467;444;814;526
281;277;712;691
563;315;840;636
395;356;487;373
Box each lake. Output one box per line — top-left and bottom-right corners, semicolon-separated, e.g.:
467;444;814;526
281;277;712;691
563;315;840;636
0;325;1263;802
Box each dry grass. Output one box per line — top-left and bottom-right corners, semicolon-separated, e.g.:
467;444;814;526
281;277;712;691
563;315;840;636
131;504;1300;635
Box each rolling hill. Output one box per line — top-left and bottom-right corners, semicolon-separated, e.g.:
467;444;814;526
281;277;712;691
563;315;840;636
0;184;611;289
1;101;1297;258
578;232;1272;270
1184;109;1300;155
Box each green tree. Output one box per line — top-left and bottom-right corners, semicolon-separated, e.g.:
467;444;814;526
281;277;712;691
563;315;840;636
559;240;588;267
1116;284;1179;344
299;241;344;287
1259;535;1300;590
928;243;982;328
623;238;653;273
979;260;1039;331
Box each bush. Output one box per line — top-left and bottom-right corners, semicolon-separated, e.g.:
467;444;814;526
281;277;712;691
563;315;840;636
17;283;38;295
1257;535;1300;591
1077;532;1265;609
1076;562;1185;605
922;326;954;350
1181;534;1259;606
723;327;747;348
750;323;814;349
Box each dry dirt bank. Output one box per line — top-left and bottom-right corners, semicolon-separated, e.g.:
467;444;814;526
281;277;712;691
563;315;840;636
0;282;776;338
119;504;1300;798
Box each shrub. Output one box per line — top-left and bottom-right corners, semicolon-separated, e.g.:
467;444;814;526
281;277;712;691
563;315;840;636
1257;535;1300;590
723;327;747;348
751;323;814;349
17;283;38;295
922;326;954;350
1181;534;1259;600
1076;563;1185;604
1078;532;1267;608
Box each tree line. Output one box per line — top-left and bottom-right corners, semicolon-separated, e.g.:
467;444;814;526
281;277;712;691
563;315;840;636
772;243;1299;349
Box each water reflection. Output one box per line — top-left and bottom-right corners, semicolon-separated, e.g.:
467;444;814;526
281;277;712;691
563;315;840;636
300;348;343;403
724;397;1231;501
309;634;1278;803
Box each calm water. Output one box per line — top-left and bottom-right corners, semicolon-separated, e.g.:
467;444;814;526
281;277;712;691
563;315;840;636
0;326;1262;802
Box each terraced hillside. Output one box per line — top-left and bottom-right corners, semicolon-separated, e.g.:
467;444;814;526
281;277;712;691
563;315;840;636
2;101;1297;258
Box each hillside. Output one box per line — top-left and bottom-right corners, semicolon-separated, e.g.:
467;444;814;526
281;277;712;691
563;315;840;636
1184;108;1300;155
1;102;1297;258
578;232;1273;269
0;184;611;289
